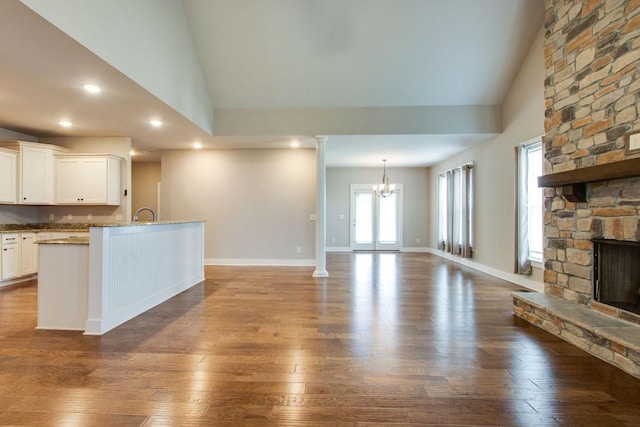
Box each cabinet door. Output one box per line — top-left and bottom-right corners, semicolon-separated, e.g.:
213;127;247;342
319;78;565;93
21;146;53;204
0;150;16;203
55;159;82;204
20;233;37;276
80;158;109;204
1;236;19;280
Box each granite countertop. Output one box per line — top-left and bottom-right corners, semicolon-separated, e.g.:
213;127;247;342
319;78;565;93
37;237;90;245
0;223;90;232
0;220;204;233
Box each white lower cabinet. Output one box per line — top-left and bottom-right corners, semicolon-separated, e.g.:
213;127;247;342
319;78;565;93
20;232;37;276
1;234;20;280
48;232;89;239
0;231;87;285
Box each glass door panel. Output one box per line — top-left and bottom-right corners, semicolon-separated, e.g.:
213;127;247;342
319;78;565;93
352;190;374;250
377;193;399;250
350;185;402;251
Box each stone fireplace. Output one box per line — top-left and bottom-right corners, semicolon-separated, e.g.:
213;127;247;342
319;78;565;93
513;0;640;379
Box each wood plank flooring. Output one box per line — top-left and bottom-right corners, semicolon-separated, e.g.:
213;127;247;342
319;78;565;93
1;252;640;426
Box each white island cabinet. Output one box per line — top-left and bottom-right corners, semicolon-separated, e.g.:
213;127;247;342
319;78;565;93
37;221;204;335
37;238;89;330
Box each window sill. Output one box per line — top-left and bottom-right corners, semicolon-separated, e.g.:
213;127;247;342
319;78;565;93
530;260;543;270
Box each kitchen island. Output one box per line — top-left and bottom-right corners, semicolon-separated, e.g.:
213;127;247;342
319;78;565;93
37;220;204;335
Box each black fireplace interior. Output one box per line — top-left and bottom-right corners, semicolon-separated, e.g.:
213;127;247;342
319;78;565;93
594;239;640;316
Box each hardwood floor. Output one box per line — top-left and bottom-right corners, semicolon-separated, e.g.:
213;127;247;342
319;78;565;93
1;252;640;426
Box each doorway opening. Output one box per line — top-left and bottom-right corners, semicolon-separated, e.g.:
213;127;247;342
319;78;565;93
350;184;403;251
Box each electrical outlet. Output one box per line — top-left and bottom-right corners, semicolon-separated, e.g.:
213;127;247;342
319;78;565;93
87;213;92;221
48;213;54;221
115;213;122;221
296;247;302;254
416;237;421;243
66;214;72;220
332;237;336;243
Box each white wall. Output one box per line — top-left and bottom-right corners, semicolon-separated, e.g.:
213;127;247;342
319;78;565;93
161;148;316;265
132;162;161;219
20;0;213;134
0;128;37;142
327;167;429;249
429;27;545;284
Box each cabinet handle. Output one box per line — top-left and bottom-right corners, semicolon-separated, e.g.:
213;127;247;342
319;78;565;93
6;238;15;241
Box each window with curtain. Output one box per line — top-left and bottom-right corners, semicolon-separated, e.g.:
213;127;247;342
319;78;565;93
438;163;474;258
515;140;543;275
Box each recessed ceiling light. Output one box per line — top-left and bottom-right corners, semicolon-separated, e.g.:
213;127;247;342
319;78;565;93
59;120;72;128
150;119;162;127
130;150;136;156
193;142;203;149
290;140;300;148
83;84;101;94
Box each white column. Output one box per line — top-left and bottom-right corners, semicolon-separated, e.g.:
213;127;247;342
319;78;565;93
313;135;329;278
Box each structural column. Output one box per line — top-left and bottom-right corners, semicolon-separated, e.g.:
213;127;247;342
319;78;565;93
313;135;329;278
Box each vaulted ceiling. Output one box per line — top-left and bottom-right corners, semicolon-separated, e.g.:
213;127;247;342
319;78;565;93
0;0;543;166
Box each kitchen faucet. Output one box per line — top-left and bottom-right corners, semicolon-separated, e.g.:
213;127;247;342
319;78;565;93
132;207;157;222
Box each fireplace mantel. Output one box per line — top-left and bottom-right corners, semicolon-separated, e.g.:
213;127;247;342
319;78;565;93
538;157;640;202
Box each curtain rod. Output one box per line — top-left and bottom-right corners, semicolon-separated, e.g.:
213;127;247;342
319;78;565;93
439;161;474;175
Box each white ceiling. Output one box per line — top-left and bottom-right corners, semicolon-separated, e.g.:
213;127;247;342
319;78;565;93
0;0;543;166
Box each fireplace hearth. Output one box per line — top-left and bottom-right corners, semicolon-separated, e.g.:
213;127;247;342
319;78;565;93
593;240;640;316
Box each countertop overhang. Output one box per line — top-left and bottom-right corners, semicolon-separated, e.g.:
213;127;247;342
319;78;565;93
0;220;205;233
93;220;205;228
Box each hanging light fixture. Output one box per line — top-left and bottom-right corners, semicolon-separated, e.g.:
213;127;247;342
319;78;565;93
373;159;395;198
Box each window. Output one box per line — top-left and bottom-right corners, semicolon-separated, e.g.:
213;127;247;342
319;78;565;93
438;163;474;258
516;139;543;274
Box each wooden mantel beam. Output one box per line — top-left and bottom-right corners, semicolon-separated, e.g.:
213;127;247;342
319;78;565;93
538;157;640;202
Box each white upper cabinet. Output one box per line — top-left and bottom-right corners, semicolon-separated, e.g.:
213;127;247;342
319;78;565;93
55;155;121;205
21;145;55;204
0;148;17;204
0;141;69;205
0;141;122;206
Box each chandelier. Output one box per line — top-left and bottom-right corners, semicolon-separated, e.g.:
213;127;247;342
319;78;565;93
373;159;395;198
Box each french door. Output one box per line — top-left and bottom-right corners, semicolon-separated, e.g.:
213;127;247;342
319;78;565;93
350;184;402;251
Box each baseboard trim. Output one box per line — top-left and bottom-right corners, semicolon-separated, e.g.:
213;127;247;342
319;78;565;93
327;247;432;253
327;247;351;252
205;258;315;267
425;248;544;292
0;274;36;289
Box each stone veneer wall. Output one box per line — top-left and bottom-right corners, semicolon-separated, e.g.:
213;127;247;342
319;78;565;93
543;0;640;309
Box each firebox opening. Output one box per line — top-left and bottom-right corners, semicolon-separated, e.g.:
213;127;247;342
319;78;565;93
593;239;640;316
